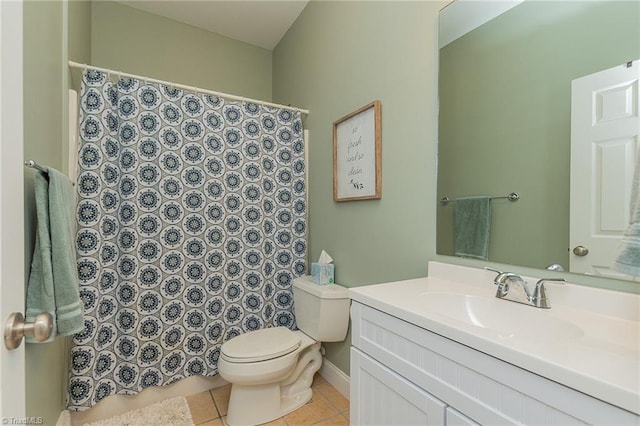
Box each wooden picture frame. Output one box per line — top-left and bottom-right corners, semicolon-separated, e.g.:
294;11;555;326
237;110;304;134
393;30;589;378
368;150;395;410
333;100;382;202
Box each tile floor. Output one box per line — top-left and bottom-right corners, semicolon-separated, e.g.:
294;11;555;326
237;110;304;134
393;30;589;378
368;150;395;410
186;374;350;426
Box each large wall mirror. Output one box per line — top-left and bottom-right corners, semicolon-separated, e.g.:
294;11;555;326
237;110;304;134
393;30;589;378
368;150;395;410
437;0;640;282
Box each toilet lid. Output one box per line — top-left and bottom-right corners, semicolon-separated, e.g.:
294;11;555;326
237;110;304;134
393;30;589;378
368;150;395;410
221;327;301;363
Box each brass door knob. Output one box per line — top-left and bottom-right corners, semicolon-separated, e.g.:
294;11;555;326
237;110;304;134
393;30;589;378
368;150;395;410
572;245;589;257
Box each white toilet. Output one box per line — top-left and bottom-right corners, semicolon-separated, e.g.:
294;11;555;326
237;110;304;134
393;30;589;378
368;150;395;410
218;276;350;426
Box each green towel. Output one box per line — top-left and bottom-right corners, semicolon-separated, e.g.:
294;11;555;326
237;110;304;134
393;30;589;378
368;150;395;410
26;168;84;342
454;196;491;260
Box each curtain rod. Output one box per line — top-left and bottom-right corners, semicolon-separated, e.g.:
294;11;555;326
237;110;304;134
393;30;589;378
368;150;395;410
68;61;310;115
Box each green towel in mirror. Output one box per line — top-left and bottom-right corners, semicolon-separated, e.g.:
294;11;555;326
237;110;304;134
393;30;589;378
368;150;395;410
454;196;491;260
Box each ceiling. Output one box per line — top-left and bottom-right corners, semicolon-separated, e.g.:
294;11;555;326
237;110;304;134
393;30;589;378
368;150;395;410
115;1;309;50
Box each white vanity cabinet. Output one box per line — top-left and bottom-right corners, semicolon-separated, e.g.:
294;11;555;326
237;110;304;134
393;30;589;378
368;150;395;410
445;408;479;426
351;347;447;425
350;301;638;426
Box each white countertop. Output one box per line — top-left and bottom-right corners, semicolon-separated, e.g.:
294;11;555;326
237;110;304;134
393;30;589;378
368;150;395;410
349;262;640;415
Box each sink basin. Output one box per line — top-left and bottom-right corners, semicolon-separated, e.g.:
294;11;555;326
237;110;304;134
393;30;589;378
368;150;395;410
420;293;584;342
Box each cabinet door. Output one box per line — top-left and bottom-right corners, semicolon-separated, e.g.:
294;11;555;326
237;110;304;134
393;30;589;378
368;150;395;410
446;407;480;426
351;348;446;426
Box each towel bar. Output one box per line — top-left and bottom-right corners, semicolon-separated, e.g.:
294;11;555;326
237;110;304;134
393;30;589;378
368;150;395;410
25;160;76;186
24;159;47;174
440;192;519;206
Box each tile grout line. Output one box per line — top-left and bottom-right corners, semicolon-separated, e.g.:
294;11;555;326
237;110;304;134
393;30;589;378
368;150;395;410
314;382;350;414
209;389;222;419
307;388;346;426
204;391;220;425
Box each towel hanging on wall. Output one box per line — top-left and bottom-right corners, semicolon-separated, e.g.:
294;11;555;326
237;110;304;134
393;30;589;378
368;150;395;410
25;166;84;341
454;196;491;260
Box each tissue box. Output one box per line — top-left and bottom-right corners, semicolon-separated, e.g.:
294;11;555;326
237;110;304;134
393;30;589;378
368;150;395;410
311;263;335;285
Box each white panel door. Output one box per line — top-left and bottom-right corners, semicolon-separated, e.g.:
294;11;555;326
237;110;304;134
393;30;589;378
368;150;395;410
570;60;640;277
0;0;26;420
350;348;446;426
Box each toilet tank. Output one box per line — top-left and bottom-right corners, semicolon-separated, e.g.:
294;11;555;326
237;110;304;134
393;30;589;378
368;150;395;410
292;276;350;342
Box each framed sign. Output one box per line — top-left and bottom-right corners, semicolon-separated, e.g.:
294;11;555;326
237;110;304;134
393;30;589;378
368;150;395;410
333;100;382;201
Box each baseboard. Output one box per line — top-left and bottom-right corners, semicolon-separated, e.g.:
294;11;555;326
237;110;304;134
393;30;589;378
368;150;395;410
319;356;350;399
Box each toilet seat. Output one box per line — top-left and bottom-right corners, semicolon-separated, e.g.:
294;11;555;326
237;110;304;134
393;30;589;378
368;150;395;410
221;327;301;363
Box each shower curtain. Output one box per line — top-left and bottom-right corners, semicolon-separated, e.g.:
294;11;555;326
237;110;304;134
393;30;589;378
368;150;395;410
68;70;307;410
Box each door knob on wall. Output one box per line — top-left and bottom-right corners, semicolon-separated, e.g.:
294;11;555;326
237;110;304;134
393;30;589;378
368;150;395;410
572;245;589;257
4;312;53;349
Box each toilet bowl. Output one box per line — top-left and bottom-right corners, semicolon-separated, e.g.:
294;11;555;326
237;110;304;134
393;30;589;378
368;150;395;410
219;328;321;425
218;276;350;426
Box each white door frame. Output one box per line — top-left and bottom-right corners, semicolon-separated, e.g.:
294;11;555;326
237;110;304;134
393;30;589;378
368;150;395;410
0;0;26;419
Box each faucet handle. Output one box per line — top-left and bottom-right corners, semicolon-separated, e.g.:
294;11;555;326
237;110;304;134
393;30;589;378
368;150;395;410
534;277;567;287
485;268;522;285
484;267;504;285
532;278;567;308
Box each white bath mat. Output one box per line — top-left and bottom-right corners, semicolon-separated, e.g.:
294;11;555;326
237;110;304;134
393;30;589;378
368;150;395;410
83;396;194;426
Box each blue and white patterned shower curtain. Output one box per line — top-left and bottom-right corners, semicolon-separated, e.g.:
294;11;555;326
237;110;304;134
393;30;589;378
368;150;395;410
68;70;307;410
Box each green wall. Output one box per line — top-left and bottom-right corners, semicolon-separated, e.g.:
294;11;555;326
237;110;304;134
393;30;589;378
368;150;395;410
437;1;640;270
68;0;91;65
91;1;273;101
273;1;443;374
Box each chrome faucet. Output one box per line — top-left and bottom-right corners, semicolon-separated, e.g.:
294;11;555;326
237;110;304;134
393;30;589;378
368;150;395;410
485;268;566;309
